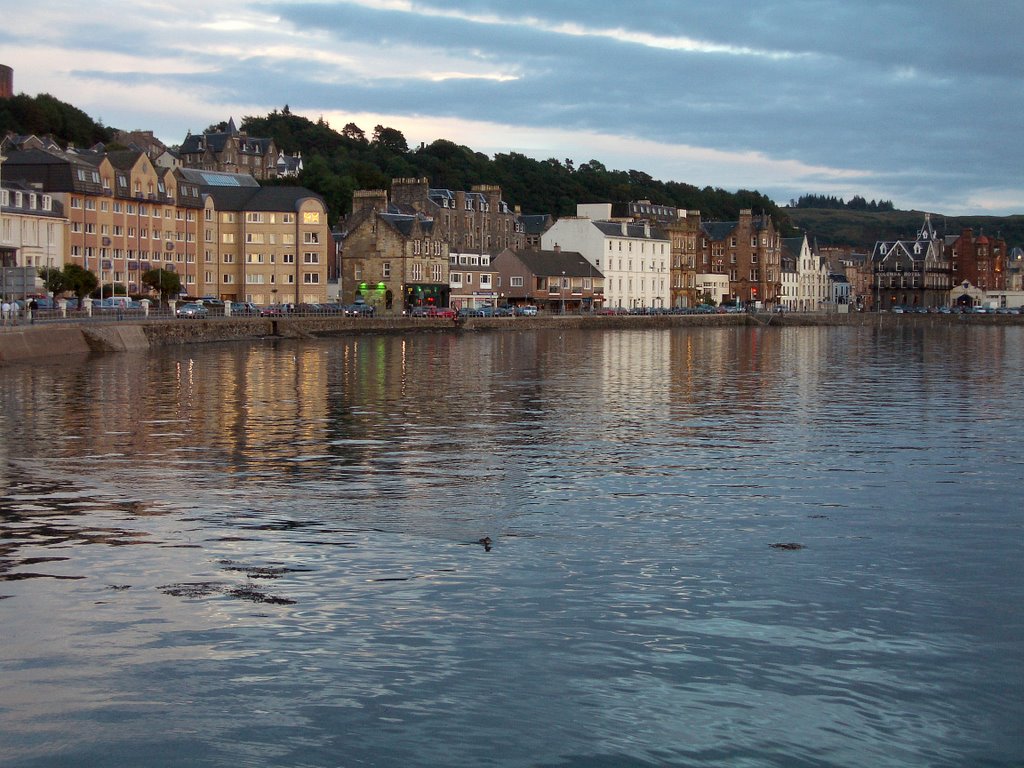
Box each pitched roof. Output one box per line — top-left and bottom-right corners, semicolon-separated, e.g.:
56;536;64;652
502;249;605;278
202;185;324;212
592;220;668;240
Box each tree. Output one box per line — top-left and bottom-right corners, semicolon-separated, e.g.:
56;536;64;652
342;122;367;143
142;268;182;305
371;125;408;154
61;264;98;304
38;267;66;296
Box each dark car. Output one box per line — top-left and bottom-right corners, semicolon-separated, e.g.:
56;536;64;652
230;302;260;316
259;304;288;317
344;302;375;317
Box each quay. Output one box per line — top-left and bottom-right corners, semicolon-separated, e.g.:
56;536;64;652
2;311;1022;367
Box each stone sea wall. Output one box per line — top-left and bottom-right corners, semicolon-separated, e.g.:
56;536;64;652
2;312;1021;366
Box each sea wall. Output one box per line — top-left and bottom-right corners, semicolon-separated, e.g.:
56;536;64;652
2;312;1021;366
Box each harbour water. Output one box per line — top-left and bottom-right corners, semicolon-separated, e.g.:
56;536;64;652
1;325;1022;767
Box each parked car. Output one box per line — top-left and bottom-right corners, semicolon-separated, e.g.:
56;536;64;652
230;302;260;316
457;307;485;318
343;302;375;317
176;302;209;318
259;304;287;317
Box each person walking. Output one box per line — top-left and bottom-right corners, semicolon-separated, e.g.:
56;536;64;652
1;300;10;327
29;298;39;324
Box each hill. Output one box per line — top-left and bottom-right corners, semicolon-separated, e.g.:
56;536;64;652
785;208;1024;250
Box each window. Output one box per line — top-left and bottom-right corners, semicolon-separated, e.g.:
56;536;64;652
246;253;264;264
245;233;265;244
466;273;473;285
282;253;295;264
246;274;265;284
303;272;320;284
303;252;319;264
222;233;235;243
511;276;524;287
245;212;265;223
223;274;234;283
432;264;443;282
450;273;462;286
223;253;235;263
480;274;491;288
303;232;320;244
382;262;391;278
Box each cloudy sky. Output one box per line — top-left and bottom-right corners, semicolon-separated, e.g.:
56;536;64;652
4;0;1021;214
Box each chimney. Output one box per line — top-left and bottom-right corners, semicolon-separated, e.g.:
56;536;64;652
553;244;561;253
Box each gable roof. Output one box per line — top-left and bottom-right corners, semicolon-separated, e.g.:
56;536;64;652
502;249;605;278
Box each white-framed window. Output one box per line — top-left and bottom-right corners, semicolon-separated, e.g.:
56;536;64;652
246;233;265;244
303;232;320;244
511;276;524;287
223;274;234;283
303;272;320;284
382;262;391;278
480;274;491;288
303;252;319;264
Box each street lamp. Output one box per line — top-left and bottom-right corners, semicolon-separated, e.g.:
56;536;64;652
561;270;566;314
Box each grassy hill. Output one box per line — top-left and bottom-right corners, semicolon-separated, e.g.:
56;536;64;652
786;208;1024;250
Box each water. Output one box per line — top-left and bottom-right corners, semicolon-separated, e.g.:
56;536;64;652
1;325;1022;767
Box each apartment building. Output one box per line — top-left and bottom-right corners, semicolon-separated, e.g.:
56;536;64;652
947;228;1007;292
541;215;670;310
0;178;66;298
870;215;952;309
2;146;327;302
198;184;330;304
698;210;782;305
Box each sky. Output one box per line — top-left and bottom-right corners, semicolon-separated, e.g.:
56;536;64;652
3;0;1022;215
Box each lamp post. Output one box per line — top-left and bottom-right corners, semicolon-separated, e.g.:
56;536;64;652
561;270;566;314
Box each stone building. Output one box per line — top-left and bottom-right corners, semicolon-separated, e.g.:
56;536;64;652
666;210;702;308
870;214;952;309
340;189;450;312
388;177;525;254
179;119;283;181
698;210;782;305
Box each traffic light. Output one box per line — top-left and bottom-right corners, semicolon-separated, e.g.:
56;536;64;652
751;286;758;297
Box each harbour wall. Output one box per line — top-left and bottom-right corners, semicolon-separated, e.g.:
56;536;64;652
2;312;1021;366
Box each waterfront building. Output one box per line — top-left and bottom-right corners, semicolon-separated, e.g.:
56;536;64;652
449;251;500;310
0;178;66;299
340;189;449;312
389;177;525;255
780;238;800;310
197;182;330;305
947;228;1006;292
541;214;670;311
698;210;782;306
871;214;953;309
491;247;604;312
666;210;702;309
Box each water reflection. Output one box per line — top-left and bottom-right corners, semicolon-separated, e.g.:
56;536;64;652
1;326;1023;767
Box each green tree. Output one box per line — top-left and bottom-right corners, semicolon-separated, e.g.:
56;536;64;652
38;267;66;296
371;125;409;154
142;268;182;305
61;264;98;304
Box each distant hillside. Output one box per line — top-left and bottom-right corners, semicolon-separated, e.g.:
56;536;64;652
0;93;116;149
243;109;792;225
785;208;1024;250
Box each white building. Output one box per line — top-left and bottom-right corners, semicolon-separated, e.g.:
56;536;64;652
541;214;671;310
1;179;67;299
789;235;828;311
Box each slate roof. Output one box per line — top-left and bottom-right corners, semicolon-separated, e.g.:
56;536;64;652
592;220;668;240
700;221;738;241
504;249;605;278
518;214;553;235
781;236;805;259
202;185;324;212
379;212;435;237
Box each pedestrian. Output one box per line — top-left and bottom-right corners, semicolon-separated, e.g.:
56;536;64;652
1;300;9;327
29;298;38;324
